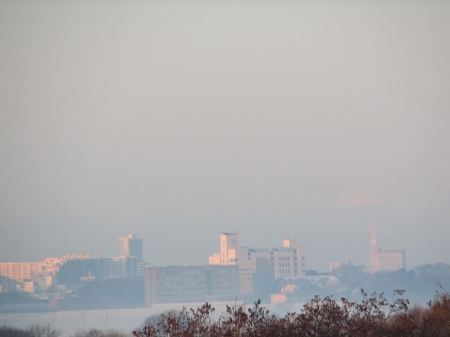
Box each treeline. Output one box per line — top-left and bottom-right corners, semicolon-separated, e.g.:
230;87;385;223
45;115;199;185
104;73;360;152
305;263;450;304
134;290;450;337
0;323;61;337
0;325;132;337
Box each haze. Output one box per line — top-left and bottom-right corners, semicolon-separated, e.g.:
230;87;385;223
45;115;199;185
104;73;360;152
1;1;449;271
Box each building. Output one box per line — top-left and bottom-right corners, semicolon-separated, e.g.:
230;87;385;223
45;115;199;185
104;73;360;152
0;262;35;283
369;224;406;273
56;255;144;287
208;232;241;265
238;259;274;302
119;234;143;261
208;233;305;297
1;234;145;293
144;264;239;306
0;255;144;292
378;250;406;271
0;257;67;292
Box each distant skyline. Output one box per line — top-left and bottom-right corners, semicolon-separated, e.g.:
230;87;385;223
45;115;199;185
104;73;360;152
1;1;449;271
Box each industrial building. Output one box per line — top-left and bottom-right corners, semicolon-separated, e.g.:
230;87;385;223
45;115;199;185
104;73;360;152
370;224;406;273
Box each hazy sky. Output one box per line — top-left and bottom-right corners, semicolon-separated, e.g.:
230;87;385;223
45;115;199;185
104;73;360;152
1;1;449;271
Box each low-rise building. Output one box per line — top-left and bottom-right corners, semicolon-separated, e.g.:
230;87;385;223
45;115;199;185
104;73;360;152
144;264;239;306
56;255;144;287
378;250;406;271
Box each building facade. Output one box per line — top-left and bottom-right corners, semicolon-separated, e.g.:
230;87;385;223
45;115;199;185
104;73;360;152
119;234;143;261
144;264;239;306
0;262;35;283
56;255;144;287
378;250;406;271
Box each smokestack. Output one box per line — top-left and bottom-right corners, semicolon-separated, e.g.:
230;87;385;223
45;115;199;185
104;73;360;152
370;224;380;273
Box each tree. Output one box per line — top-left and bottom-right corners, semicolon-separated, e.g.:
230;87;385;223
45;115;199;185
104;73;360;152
420;290;450;337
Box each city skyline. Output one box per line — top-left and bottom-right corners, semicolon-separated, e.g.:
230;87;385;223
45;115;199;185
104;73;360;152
0;229;407;298
1;228;404;273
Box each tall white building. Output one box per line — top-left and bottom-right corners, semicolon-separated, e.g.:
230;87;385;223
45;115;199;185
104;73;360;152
209;232;245;265
119;234;143;261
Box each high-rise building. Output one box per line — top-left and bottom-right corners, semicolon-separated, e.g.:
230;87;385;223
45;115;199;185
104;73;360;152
209;232;241;265
119;234;143;261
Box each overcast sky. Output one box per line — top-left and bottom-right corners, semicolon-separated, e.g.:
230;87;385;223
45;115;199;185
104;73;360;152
1;1;449;271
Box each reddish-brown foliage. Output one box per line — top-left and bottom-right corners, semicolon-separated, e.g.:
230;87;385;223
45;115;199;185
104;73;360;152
134;289;450;337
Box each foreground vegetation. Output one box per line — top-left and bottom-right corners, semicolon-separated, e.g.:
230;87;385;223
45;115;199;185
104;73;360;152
1;289;449;337
134;290;450;337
